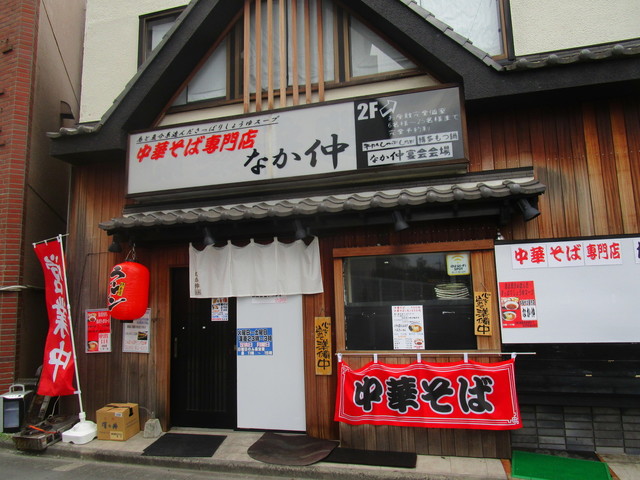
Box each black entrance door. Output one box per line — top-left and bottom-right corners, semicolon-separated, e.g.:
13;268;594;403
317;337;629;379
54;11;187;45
170;267;236;428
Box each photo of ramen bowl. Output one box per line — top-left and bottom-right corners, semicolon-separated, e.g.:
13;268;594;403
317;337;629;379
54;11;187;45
502;297;519;310
502;311;517;322
88;341;98;351
408;324;422;333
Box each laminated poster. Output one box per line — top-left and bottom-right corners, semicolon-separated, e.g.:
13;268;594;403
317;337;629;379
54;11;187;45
122;308;151;353
391;305;425;350
86;308;111;353
498;281;538;329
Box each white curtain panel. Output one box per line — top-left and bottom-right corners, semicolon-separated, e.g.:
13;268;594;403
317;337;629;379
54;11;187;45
189;237;323;297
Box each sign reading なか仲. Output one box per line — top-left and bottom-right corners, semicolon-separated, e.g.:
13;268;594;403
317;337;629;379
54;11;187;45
127;87;466;195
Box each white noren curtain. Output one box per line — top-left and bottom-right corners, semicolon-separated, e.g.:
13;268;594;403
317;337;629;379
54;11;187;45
189;237;323;298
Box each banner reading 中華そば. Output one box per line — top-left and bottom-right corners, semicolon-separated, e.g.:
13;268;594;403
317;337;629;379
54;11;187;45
334;359;521;430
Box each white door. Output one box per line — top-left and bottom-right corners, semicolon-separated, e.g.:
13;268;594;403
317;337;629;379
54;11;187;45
236;295;306;431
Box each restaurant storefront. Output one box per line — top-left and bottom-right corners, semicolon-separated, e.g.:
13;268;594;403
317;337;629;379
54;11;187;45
48;0;640;458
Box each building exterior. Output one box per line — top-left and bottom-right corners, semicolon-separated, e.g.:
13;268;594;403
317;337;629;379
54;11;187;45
49;0;640;457
0;0;84;395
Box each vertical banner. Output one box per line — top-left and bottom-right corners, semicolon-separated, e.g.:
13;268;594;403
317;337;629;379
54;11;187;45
34;238;77;396
86;309;112;353
314;317;332;375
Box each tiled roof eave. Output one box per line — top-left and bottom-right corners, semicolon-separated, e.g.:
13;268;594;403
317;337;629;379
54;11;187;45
98;174;545;233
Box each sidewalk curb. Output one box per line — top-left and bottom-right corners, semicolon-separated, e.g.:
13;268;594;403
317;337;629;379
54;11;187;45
1;437;507;480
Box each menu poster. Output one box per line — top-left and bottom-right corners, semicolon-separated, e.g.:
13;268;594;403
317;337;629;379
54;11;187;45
86;309;111;353
499;281;538;329
211;298;229;321
122;309;151;353
391;305;425;350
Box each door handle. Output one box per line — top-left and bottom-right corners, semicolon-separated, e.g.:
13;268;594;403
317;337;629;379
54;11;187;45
173;337;178;359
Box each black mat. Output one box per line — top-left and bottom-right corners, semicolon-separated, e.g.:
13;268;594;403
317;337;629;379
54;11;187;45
142;433;226;457
324;447;417;469
247;432;339;466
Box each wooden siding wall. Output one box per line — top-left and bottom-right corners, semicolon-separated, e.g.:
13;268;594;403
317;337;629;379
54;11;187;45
65;95;640;454
467;98;640;239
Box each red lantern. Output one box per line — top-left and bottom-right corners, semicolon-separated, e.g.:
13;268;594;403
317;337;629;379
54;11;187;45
107;261;149;320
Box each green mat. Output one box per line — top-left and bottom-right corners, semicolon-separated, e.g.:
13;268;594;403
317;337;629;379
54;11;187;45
511;450;611;480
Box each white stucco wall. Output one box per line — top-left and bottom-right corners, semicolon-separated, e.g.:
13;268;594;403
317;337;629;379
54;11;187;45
80;0;188;123
80;0;640;123
510;0;640;56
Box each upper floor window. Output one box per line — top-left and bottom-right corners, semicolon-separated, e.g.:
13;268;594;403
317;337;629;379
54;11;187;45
139;8;184;65
416;0;506;57
171;0;419;110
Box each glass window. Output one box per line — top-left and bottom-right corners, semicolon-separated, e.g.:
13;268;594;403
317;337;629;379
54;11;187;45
139;9;184;64
248;0;336;92
349;15;416;78
416;0;505;56
343;252;476;351
171;0;417;108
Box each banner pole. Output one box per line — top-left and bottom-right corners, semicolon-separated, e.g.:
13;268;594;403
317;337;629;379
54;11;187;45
57;235;86;420
57;235;97;444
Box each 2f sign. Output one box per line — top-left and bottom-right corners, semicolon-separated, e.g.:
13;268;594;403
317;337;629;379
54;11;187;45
446;253;470;276
356;99;398;120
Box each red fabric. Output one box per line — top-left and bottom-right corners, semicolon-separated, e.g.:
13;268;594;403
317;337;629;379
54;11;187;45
34;239;76;396
334;359;522;430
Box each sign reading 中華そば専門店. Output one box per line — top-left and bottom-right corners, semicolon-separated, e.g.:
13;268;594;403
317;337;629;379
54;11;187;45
127;87;465;195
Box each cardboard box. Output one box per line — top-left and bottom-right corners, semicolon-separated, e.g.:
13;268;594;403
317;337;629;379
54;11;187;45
96;403;140;441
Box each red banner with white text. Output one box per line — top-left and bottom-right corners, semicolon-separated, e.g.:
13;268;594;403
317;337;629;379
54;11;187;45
34;238;76;396
335;359;521;430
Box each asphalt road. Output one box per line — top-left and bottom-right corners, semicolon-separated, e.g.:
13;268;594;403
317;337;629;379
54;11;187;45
0;447;314;480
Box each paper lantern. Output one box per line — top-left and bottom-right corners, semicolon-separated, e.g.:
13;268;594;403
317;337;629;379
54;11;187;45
107;261;149;320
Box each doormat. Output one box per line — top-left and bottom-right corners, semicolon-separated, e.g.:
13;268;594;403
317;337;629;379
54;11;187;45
247;432;338;466
511;450;612;480
142;433;226;457
324;447;417;469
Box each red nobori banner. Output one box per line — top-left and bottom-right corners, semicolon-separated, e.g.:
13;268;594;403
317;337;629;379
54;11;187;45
34;238;76;396
335;359;521;430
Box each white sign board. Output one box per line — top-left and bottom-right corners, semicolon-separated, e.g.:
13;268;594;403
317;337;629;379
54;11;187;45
495;236;640;344
127;87;465;195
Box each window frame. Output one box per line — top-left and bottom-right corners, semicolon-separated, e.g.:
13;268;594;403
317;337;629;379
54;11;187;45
415;0;513;60
166;0;424;112
333;240;498;354
138;7;185;66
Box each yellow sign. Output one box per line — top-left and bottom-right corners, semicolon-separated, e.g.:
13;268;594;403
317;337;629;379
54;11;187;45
446;252;470;275
314;317;332;375
474;292;492;336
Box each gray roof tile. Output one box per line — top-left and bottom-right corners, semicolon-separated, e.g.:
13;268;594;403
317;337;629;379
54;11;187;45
99;171;545;232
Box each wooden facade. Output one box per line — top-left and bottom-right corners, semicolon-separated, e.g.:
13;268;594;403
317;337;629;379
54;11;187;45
63;94;640;457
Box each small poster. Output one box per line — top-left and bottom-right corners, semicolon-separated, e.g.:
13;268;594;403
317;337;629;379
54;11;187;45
86;309;111;353
499;281;538;329
314;317;332;375
237;328;273;356
391;305;425;350
122;309;151;353
211;298;228;321
446;252;470;276
474;292;492;336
